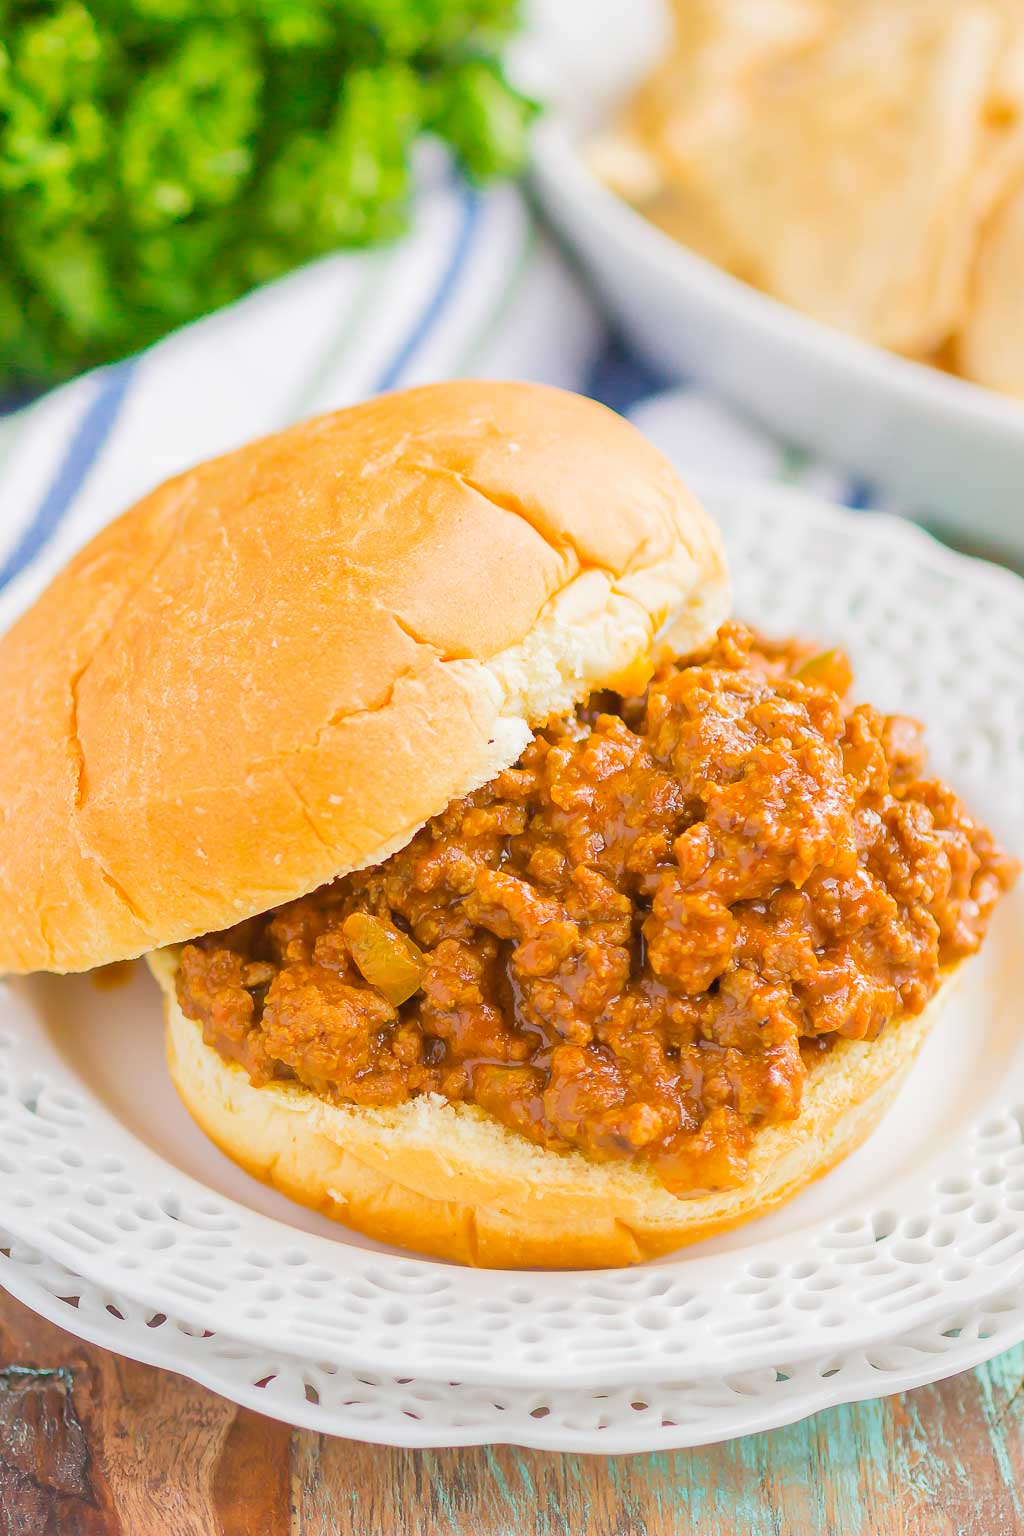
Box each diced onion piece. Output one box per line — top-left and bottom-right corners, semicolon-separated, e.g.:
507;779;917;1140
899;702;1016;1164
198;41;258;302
342;912;426;1005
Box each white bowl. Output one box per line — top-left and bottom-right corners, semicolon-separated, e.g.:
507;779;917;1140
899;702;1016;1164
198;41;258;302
524;0;1024;557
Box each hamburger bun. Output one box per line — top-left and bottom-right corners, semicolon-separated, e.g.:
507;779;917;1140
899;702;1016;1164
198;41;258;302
0;381;728;975
148;945;956;1268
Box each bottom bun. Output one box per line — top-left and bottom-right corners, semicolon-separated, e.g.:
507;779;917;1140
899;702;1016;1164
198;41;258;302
147;948;957;1269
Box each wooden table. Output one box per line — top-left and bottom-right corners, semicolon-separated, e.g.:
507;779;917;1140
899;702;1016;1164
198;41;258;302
2;1290;1021;1535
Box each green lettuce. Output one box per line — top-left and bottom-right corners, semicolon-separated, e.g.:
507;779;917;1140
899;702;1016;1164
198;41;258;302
0;0;532;389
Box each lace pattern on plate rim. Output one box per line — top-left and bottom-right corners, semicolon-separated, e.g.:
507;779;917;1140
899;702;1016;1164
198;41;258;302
1;1225;1022;1452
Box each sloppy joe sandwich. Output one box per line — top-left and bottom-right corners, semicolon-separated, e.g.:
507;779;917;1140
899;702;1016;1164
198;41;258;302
0;382;1015;1268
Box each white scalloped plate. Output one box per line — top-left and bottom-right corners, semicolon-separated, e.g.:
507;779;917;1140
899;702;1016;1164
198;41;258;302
2;1225;1023;1452
0;486;1021;1390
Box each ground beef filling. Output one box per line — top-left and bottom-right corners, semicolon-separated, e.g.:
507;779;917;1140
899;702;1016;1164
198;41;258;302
176;624;1018;1195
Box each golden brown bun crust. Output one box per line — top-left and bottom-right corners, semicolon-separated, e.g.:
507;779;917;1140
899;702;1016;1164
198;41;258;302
149;948;956;1269
0;382;728;975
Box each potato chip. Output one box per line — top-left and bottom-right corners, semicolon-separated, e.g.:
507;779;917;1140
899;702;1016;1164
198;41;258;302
595;0;832;277
956;173;1024;394
694;1;1011;354
597;0;1024;391
630;0;830;158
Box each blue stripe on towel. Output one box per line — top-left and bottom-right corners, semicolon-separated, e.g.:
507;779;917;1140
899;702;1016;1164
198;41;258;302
372;183;482;392
586;333;674;417
0;359;136;593
844;477;875;511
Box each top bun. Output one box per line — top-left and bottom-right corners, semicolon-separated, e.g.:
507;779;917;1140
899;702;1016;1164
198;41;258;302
0;381;728;974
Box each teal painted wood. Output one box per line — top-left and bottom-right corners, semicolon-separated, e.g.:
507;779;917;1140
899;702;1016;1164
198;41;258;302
389;1347;1024;1536
2;1278;1021;1533
615;1347;1024;1536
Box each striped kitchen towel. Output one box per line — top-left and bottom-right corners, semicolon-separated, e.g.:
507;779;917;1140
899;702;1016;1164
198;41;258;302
0;170;892;637
0;174;598;635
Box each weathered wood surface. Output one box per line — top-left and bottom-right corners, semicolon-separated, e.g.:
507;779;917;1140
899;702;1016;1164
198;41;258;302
0;1290;1021;1535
